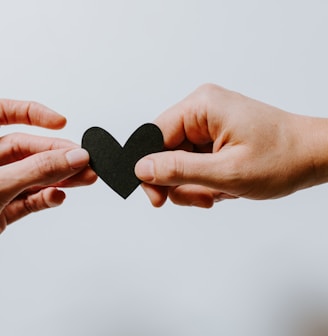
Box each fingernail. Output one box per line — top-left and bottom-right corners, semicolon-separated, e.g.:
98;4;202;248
135;158;154;181
65;148;89;169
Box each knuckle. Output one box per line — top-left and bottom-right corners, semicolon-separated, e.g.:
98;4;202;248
195;83;243;108
23;197;37;213
26;100;39;112
23;191;49;213
33;153;62;183
7;132;26;146
197;82;219;92
8;133;26;158
196;83;222;98
162;152;185;182
5;132;26;145
25;101;42;124
192;83;228;112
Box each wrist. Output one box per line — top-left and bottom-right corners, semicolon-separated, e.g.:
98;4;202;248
295;115;328;189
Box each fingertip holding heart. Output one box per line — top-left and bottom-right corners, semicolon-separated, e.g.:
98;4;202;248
81;123;164;199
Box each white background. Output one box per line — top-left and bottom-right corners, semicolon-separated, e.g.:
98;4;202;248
0;1;328;335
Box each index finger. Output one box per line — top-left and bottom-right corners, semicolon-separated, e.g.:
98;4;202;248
0;99;66;129
154;100;186;149
0;133;77;165
154;86;213;149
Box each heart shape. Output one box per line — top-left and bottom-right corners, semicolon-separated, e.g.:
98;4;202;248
82;123;164;199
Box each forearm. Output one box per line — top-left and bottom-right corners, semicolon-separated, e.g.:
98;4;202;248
298;115;328;189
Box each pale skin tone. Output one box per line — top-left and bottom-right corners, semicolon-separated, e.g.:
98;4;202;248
0;99;97;233
135;84;328;208
4;85;326;232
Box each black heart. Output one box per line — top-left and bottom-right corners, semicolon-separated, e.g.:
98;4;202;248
82;123;164;199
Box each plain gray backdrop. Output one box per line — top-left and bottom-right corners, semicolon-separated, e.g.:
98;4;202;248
1;1;328;335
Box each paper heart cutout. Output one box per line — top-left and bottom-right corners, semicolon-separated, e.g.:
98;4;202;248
82;123;164;199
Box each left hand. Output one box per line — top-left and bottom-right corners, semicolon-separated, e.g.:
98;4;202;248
0;99;97;232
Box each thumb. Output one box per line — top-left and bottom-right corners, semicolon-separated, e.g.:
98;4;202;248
0;148;89;204
135;150;226;188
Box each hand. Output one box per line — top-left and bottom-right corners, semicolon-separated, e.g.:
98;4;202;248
135;84;328;207
0;100;97;232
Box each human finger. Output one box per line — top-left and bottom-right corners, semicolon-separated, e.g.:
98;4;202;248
154;84;228;149
135;148;243;191
168;185;217;208
0;133;76;165
140;182;236;208
27;166;97;190
140;183;168;207
0;148;90;206
54;166;98;188
0;100;66;129
142;184;216;208
1;187;66;228
168;185;238;208
154;85;216;149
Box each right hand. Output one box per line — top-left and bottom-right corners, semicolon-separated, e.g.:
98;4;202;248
135;84;328;207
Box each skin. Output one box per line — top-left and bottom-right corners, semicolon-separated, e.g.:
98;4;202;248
135;84;328;208
0;99;97;233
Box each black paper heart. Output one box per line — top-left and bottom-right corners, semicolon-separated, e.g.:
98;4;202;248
82;123;164;199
